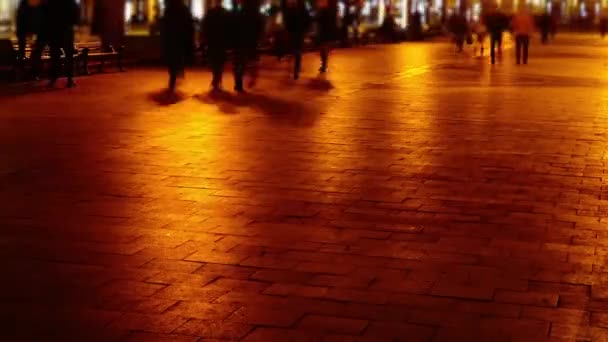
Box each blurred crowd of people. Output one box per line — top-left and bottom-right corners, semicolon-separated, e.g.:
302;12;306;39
16;0;79;87
162;0;339;93
448;6;559;65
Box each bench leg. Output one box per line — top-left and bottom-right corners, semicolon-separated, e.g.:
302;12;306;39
118;46;125;72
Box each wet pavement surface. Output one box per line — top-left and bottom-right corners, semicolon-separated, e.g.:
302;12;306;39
2;33;608;341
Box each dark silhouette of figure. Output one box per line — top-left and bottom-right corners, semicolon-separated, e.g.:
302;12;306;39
316;3;337;73
341;4;353;46
512;7;534;65
46;0;79;87
448;12;468;52
232;0;265;92
16;0;43;64
202;0;230;90
380;8;397;42
161;0;194;92
539;12;552;44
484;9;507;64
601;13;608;38
410;11;422;41
284;0;312;80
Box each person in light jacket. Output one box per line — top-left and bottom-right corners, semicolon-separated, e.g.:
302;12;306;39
512;6;535;65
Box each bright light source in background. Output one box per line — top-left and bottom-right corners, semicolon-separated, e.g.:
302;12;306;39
400;0;409;27
378;0;385;25
125;0;133;21
192;0;204;19
0;0;12;21
223;0;233;10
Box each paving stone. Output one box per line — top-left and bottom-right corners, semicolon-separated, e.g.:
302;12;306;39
297;315;369;334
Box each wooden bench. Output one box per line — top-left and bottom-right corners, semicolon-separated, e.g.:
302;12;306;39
79;43;125;74
3;40;124;80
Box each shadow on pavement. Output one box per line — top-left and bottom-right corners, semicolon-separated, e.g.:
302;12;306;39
148;89;187;106
196;89;320;126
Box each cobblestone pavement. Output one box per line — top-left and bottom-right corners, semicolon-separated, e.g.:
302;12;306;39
2;33;608;341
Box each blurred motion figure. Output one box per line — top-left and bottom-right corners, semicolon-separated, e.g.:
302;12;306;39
161;0;194;93
512;6;535;65
202;0;230;90
46;0;79;88
284;0;312;79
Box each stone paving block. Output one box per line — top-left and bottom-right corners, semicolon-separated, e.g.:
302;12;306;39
166;301;239;320
363;322;436;341
494;290;559;307
124;332;200;342
264;283;329;298
226;307;304;327
174;319;254;339
142;258;205;273
250;269;315;283
522;306;590;325
109;313;189;334
154;285;229;302
297;315;369;334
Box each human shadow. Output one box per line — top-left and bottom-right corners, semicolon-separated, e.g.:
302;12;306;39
196;89;321;126
148;89;187;106
306;76;334;91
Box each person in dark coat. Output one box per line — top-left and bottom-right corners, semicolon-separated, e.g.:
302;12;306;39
448;11;468;52
202;0;230;90
161;0;194;92
316;1;337;73
483;9;507;64
232;0;264;92
284;0;311;80
46;0;79;87
539;12;552;44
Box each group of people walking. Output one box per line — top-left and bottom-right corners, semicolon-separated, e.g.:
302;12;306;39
162;0;338;93
17;0;79;87
451;6;554;65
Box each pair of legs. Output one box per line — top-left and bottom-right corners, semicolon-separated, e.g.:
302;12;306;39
455;35;464;52
208;48;227;90
490;33;502;64
167;55;185;92
233;48;259;92
291;37;304;80
49;33;75;87
515;34;530;65
319;42;330;73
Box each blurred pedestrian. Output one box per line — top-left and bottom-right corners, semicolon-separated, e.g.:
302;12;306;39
232;0;265;92
267;6;287;60
484;8;507;64
448;11;468;52
161;0;194;93
472;20;487;56
512;6;535;65
202;0;230;90
600;10;608;38
539;12;552;44
380;7;397;42
284;0;312;79
47;0;79;88
16;0;42;65
316;0;337;73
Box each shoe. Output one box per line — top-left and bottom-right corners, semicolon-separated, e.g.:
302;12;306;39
67;79;76;88
319;66;327;73
234;86;245;93
47;79;57;88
